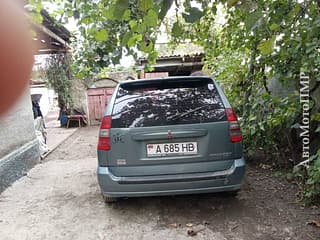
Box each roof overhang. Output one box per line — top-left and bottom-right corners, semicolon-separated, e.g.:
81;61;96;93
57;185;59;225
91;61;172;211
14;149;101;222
29;10;71;55
32;23;70;54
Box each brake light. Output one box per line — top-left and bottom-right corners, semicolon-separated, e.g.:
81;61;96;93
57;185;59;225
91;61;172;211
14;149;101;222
226;108;242;142
98;116;111;150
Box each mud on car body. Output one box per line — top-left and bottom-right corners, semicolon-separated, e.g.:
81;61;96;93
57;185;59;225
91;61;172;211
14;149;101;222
97;76;245;202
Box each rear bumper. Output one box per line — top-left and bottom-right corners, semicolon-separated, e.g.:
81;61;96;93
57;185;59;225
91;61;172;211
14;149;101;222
97;158;245;198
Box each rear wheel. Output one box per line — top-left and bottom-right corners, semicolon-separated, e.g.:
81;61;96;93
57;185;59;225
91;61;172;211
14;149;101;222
102;194;118;203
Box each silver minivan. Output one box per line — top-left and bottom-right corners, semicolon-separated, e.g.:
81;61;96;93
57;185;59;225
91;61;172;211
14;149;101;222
97;76;245;202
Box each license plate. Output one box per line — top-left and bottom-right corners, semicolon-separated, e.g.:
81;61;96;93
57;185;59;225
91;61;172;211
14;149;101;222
147;142;198;157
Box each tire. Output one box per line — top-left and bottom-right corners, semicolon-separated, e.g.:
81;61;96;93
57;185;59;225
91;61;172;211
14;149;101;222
102;194;118;203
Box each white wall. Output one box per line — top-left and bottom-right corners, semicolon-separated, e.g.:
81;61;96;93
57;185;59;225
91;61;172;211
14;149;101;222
0;89;36;157
0;88;40;192
30;86;56;117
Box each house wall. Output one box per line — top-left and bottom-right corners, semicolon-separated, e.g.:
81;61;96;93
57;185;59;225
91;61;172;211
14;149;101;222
71;79;89;117
0;89;40;192
106;71;137;81
30;86;56;117
143;72;169;78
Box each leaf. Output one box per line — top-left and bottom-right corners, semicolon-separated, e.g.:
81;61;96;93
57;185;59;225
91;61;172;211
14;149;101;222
30;12;43;24
258;36;275;55
73;10;80;19
186;223;193;228
144;9;158;27
211;6;217;15
121;32;132;46
290;123;300;129
127;36;136;47
113;0;129;19
137;23;147;33
75;72;84;79
129;20;137;30
103;5;116;20
289;4;301;19
307;220;320;228
147;51;158;64
269;23;280;31
169;223;179;228
127;34;142;47
182;7;203;23
315;157;320;168
244;11;262;31
140;41;153;53
136;34;143;41
138;0;154;12
172;22;183;37
94;29;109;41
122;9;131;21
227;0;239;7
32;1;43;12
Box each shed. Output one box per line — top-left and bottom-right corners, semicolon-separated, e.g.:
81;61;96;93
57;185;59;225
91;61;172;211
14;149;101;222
87;78;119;125
137;43;204;78
137;53;204;78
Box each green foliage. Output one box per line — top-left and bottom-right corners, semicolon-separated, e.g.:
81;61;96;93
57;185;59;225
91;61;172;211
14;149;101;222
40;0;175;78
44;54;73;111
204;49;247;113
242;94;301;165
94;29;109;42
27;0;44;23
171;22;183;38
144;9;158;27
138;0;154;12
303;150;320;202
182;7;203;23
179;0;319;201
257;36;275;55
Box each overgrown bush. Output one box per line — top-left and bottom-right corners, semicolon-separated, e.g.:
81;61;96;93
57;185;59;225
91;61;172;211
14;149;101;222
45;54;74;113
305;154;320;202
242;94;301;166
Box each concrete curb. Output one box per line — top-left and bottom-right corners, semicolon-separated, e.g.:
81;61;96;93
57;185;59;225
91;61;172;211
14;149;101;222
0;138;40;193
41;128;79;159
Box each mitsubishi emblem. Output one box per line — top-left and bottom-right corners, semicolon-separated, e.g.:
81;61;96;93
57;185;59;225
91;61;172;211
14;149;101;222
167;130;173;139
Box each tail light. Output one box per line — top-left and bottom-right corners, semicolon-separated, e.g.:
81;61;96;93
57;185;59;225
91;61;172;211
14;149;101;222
98;116;111;150
226;108;242;143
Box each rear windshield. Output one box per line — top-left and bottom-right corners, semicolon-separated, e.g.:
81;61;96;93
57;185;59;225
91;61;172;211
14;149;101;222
111;78;226;128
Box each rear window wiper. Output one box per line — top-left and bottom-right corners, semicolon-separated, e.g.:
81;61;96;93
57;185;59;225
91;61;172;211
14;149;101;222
167;106;208;121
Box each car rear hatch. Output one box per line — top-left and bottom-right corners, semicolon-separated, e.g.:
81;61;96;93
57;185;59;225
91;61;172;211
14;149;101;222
98;77;242;177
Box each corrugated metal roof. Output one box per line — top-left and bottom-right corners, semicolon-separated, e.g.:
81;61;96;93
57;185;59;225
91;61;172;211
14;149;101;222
40;10;71;43
156;43;204;58
137;43;204;63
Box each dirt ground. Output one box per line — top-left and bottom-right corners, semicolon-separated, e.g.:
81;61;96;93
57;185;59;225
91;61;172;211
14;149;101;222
0;126;319;240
